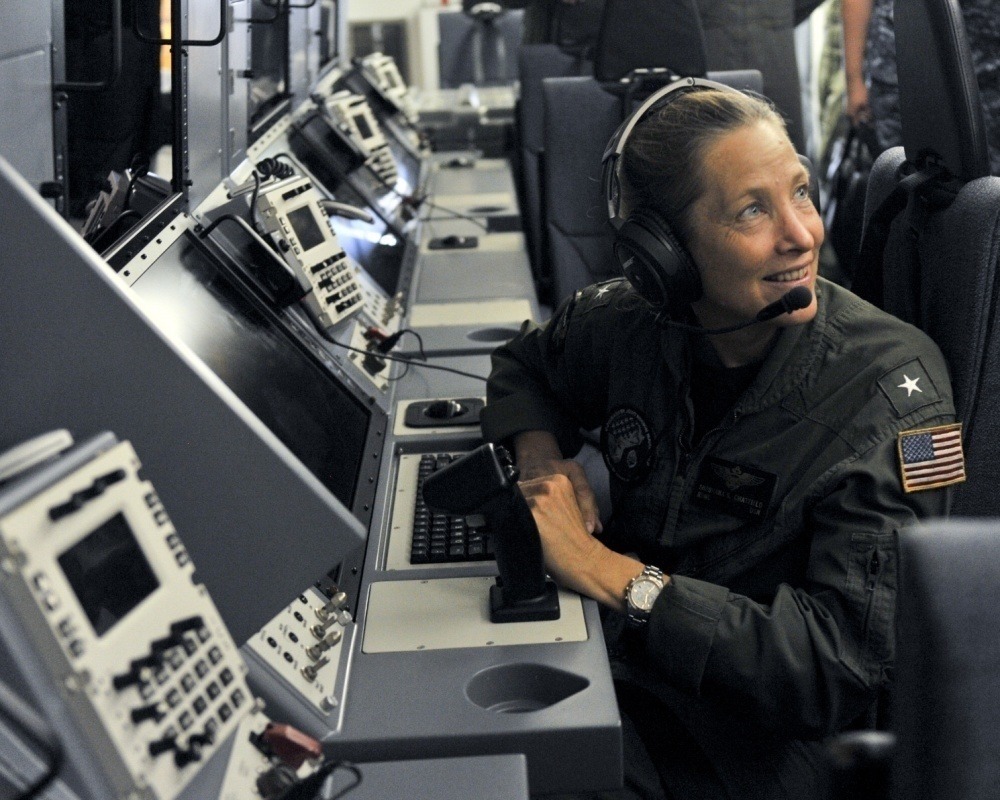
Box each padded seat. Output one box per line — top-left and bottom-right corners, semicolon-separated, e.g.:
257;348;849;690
858;0;1000;516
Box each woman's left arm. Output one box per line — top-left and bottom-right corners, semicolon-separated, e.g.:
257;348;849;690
643;421;954;739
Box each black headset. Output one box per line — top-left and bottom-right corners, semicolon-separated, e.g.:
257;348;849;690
601;76;747;315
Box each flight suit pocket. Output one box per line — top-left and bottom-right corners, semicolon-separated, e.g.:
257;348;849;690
845;531;898;681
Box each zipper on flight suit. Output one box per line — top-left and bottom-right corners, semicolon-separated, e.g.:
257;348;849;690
862;547;882;635
659;407;742;545
661;430;691;537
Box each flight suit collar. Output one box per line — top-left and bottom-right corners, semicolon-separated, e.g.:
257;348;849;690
731;280;830;415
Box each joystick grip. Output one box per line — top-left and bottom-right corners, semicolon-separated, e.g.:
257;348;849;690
422;444;560;622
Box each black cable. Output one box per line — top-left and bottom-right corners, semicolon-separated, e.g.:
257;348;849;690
256;157;297;181
365;161;491;232
420;200;491;231
385;359;411;382
300;303;489;382
399;328;427;361
248;171;262;227
273;759;363;800
328;332;488;382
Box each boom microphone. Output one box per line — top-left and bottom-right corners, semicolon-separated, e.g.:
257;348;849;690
660;286;813;335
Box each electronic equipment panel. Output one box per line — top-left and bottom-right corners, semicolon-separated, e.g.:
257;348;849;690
323;90;398;188
0;434;253;800
342;56;425;193
254;175;365;327
358;53;417;124
288;107;412;297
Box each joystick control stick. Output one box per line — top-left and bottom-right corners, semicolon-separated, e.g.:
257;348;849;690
422;443;560;623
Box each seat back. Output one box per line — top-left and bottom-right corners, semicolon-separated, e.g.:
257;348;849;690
542;76;621;306
857;0;1000;515
593;0;707;82
892;520;1000;799
517;44;592;303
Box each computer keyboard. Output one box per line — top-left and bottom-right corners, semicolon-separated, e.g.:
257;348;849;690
410;453;495;564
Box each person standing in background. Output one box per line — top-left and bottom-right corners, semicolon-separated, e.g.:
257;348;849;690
842;0;1000;172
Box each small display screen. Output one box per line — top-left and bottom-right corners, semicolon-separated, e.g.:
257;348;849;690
354;113;375;140
58;512;159;637
286;205;326;251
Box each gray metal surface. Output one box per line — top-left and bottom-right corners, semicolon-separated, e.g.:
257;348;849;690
0;50;54;194
186;0;226;208
413;248;535;305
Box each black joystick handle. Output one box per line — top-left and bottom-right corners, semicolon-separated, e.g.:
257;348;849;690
422;443;560;623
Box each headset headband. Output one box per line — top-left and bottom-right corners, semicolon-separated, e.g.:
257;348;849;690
601;76;742;229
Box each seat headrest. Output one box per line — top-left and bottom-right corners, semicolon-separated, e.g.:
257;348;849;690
593;0;707;83
895;0;990;180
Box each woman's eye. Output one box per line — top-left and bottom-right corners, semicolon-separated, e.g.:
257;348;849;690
794;184;810;200
738;203;763;220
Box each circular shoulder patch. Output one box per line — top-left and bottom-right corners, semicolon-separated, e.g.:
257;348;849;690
601;406;654;483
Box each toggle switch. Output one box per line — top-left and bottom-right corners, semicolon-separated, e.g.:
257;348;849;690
305;629;342;661
301;656;329;683
130;702;165;724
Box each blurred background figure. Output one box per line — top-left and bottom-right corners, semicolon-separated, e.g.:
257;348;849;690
841;0;1000;172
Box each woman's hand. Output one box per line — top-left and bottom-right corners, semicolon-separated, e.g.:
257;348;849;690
513;430;603;534
519;473;643;611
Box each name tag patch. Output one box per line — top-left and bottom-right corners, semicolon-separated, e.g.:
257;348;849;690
693;457;777;520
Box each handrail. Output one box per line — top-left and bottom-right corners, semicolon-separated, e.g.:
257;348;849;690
132;0;227;46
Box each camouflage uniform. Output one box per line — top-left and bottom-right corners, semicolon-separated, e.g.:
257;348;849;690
483;277;958;798
865;0;1000;173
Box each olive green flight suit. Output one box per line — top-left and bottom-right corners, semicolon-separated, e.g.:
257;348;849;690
482;277;958;797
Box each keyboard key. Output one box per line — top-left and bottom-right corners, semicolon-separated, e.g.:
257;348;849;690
409;454;498;566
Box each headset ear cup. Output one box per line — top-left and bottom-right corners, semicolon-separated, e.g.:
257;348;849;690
614;208;701;313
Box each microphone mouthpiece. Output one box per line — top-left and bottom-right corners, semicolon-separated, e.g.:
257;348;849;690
782;286;814;312
756;286;813;322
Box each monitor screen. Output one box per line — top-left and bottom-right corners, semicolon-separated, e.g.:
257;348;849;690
129;234;372;512
290;115;408;294
59;512;159;637
286;204;326;252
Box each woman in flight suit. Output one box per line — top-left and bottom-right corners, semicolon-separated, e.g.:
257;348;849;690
481;84;964;798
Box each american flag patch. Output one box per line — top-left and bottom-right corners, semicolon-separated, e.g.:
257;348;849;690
897;423;966;493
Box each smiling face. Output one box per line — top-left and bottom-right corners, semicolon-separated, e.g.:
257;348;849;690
686;120;823;334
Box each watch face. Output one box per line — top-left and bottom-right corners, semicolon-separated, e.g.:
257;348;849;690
629;578;660;612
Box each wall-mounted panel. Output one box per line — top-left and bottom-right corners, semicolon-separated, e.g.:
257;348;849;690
0;50;54;192
0;2;49;60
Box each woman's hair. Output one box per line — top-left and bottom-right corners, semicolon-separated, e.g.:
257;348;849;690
619;89;787;245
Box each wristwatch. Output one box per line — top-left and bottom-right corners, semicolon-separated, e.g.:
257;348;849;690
624;565;665;627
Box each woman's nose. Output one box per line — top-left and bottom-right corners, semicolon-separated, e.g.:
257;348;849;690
776;206;818;252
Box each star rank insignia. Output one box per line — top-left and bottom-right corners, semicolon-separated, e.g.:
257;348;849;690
878;358;940;416
897;422;966;492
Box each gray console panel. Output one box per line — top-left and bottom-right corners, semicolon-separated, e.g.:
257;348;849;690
427;163;516;197
412;247;535;304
